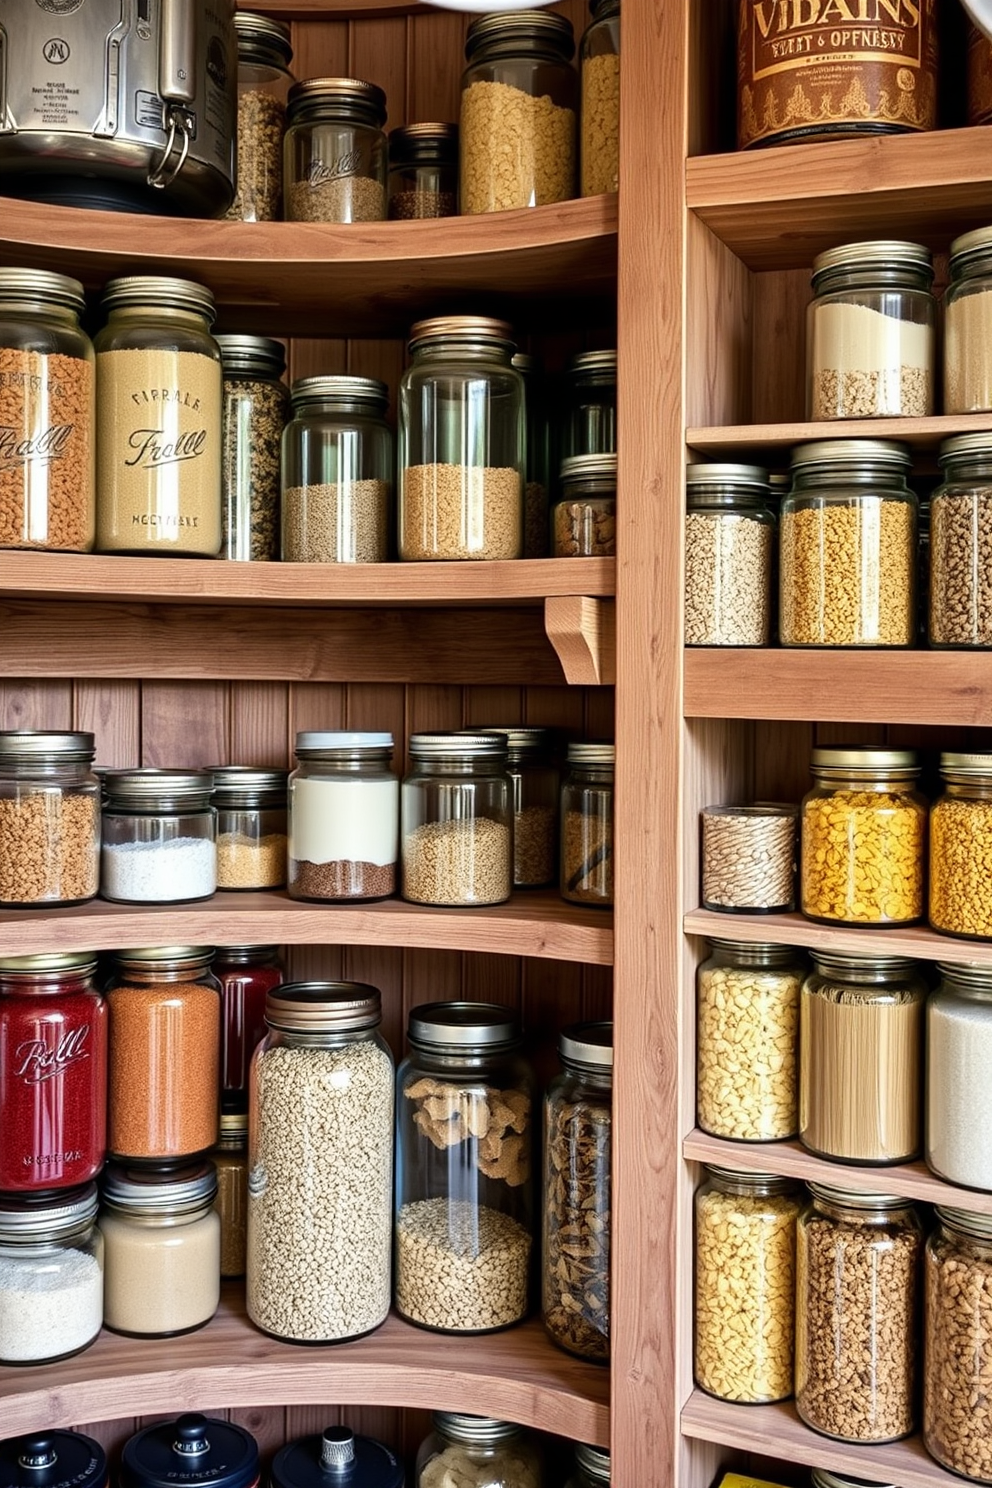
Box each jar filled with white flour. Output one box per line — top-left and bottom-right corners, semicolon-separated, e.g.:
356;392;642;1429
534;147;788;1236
927;963;992;1191
0;1184;103;1363
287;732;398;900
101;769;216;903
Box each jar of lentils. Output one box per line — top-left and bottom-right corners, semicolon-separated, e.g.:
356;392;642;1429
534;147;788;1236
101;769;217;904
927;963;992;1190
561;742;613;906
212;766;287;890
553;454;616;557
580;0;620;198
930;751;992;939
226;13;294;222
0;729;99;907
402;733;513;906
388;123;458;219
417;1416;541;1488
0;1185;103;1364
930;433;992;647
684;462;774;646
924;1206;992;1484
288;731;399;901
945;226;992;414
218;334;290;561
283;78;387;223
478;725;558;887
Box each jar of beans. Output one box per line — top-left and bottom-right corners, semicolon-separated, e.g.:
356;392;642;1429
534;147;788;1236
402;733;513;906
685;463;774;646
701;803;798;913
513;352;552;558
388;123;458;219
122;1416;259;1488
567;1446;609;1488
226;13;294;222
218;334;290;561
477;726;559;887
288;731;399;901
101;769;217;903
0;1185;103;1364
563;350;616;462
211;766;287;890
214;1101;248;1278
0;730;99;907
417;1417;542;1488
561;742;614;906
930;751;992;939
283;79;387;223
924;1206;992;1484
801;745;927;926
215;945;284;1095
273;1427;403;1488
580;0;620;198
945;227;992;414
553;454;616;557
928;963;992;1190
930;434;992;647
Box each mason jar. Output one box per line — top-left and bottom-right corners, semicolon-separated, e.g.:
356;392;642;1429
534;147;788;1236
217;334;290;562
701;803;797;914
273;1429;403;1488
121;1416;259;1488
401;733;513;907
416;1417;542;1488
281;377;392;563
685;462;774;645
0;1185;102;1364
477;726;558;887
460;12;577;214
0;1433;107;1488
226;12;294;222
945;227;992;413
0;269;95;552
553;454;616;557
562;350;616;463
566;1446;609;1488
399;317;524;561
94;277;222;557
925;1206;992;1483
927;962;992;1189
513;352;552;558
388;123;458;219
284;79;387;223
396;1003;535;1333
580;0;620;197
101;769;217;904
288;731;399;901
561;742;613;906
214;1101;248;1278
930;433;992;647
0;730;99;907
214;945;284;1094
930;751;992;939
211;766;287;891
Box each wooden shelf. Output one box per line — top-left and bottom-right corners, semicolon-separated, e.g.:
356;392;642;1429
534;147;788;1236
687;414;992;461
684;907;988;970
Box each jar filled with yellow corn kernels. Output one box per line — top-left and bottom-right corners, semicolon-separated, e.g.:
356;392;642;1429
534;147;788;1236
931;751;992;940
801;745;927;927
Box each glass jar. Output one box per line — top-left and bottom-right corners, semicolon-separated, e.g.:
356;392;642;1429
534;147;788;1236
396;1003;534;1334
563;350;616;463
399;317;524;561
0;1185;103;1364
694;1167;800;1405
945;228;992;414
101;769;217;904
226;13;294;222
121;1415;259;1488
105;947;220;1163
560;742;613;906
478;726;558;887
513;353;552;559
796;1185;922;1443
0;1432;107;1488
930;751;992;938
0;730;99;907
685;463;774;645
799;952;926;1165
800;746;927;926
0;269;95;552
924;1206;992;1483
780;440;916;646
217;335;290;562
930;434;992;647
701;803;798;913
94;277;222;557
388;123;458;220
580;0;619;197
247;983;393;1342
284;79;387;223
806;242;935;420
101;1162;219;1336
214;1101;248;1278
543;1022;611;1361
460;12;577;214
917;493;931;643
927;963;992;1189
281;377;393;564
289;731;398;900
272;1428;403;1488
401;733;513;906
416;1416;541;1488
566;1446;609;1488
211;766;287;890
696;940;803;1142
214;945;284;1094
553;454;616;557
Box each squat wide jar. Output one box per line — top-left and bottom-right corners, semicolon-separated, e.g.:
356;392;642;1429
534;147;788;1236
0;730;99;908
401;733;513;906
288;731;398;901
101;769;216;904
212;766;287;891
945;227;992;414
0;1185;103;1365
226;12;295;222
684;462;774;646
561;742;614;906
284;78;387;223
930;751;992;939
930;433;992;647
554;454;616;557
925;1206;992;1483
218;334;290;562
927;963;992;1190
416;1416;542;1488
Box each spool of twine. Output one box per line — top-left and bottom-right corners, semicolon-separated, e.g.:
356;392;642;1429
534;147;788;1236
702;804;798;912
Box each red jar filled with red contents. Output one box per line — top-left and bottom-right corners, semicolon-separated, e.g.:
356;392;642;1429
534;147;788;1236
214;945;283;1093
0;952;107;1191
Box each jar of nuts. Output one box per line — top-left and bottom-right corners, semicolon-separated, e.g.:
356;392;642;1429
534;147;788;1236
283;79;387;223
226;14;295;222
930;751;992;939
561;742;614;906
685;463;774;646
416;1415;542;1488
0;730;100;908
388;123;458;220
924;1206;992;1484
930;434;992;647
475;726;559;888
553;454;616;557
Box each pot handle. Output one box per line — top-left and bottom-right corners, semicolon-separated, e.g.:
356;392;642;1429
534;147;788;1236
962;0;992;40
159;0;197;105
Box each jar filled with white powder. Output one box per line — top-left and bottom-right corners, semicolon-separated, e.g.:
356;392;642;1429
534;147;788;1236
927;963;992;1191
0;1183;103;1364
288;732;398;900
946;227;992;413
101;769;216;903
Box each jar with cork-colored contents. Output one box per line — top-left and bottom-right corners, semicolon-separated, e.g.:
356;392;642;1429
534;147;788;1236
0;730;99;908
580;0;619;198
273;1427;403;1488
226;13;294;223
930;434;992;648
218;335;290;562
283;79;387;223
211;767;287;891
416;1415;542;1488
0;1185;103;1365
476;726;558;888
388;123;458;219
554;454;616;557
930;751;992;939
566;1446;609;1488
0;1433;107;1488
513;352;551;557
215;945;284;1095
101;769;217;904
945;227;992;414
685;462;774;646
924;1206;992;1484
288;732;399;901
927;963;992;1191
214;1101;248;1278
701;803;798;914
401;734;513;907
561;742;613;906
121;1415;259;1488
562;350;616;463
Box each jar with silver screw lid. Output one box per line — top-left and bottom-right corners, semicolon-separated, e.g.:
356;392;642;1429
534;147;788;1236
284;79;387;223
218;335;290;562
0;730;99;908
388;123;458;220
475;726;559;887
288;732;399;901
553;453;616;557
561;742;613;906
101;769;217;904
927;962;992;1190
930;750;992;939
402;733;513;906
211;766;287;891
930;433;992;647
685;463;774;645
0;1184;103;1364
566;1445;609;1488
562;350;616;464
226;13;294;222
417;1416;541;1488
945;227;992;414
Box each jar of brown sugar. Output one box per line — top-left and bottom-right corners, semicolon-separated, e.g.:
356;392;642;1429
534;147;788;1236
283;79;387;223
388;123;458;220
0;730;99;908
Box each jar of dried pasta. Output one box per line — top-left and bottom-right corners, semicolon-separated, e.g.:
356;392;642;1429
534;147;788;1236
416;1416;542;1488
388;123;458;220
580;0;619;197
924;1206;992;1484
226;13;294;222
930;750;992;939
553;454;616;557
284;79;387;223
561;742;613;906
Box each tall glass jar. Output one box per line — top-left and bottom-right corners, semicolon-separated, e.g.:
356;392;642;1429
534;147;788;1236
460;12;577;214
226;13;294;222
401;733;513;906
396;1002;534;1333
927;963;992;1189
563;351;616;462
930;751;992;938
945;227;992;414
388;123;458;219
281;377;392;563
101;769;217;904
399;317;524;561
553;454;616;557
0;730;99;908
478;726;558;887
780;440;916;647
0;269;95;552
796;1185;922;1443
513;353;552;558
925;1206;992;1484
217;335;290;562
580;0;619;197
214;1101;248;1278
561;742;613;906
543;1022;611;1361
94;277;222;557
283;79;387;223
685;463;774;645
930;433;992;647
214;945;284;1095
289;731;399;900
0;1185;103;1364
566;1446;609;1488
416;1417;541;1488
807;242;935;420
212;766;287;890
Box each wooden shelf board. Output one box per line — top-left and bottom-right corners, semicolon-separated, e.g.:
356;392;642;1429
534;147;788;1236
684;907;988;971
687;414;992;459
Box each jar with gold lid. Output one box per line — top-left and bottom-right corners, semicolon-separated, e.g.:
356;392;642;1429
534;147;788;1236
284;79;387;223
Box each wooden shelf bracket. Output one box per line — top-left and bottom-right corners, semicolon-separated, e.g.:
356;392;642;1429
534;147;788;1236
544;596;616;686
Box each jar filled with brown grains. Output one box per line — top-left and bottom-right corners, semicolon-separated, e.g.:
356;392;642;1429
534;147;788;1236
701;803;797;913
580;0;619;197
513;352;552;557
796;1185;922;1444
218;335;290;562
0;730;99;908
930;750;992;939
0;268;95;552
685;462;774;645
388;123;458;219
561;742;613;906
399;317;524;560
476;726;558;887
417;1415;542;1488
401;734;513;906
211;766;287;890
553;454;616;557
944;227;992;414
281;376;392;563
562;350;616;462
226;13;295;222
283;78;387;223
930;433;992;647
213;1100;248;1278
924;1205;992;1484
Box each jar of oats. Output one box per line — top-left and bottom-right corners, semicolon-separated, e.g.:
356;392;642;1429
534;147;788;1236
0;730;99;908
218;334;290;562
401;733;513;906
283;79;387;223
553;454;616;557
211;767;287;890
924;1206;992;1484
685;462;774;646
227;13;294;222
580;0;619;198
417;1416;542;1488
930;433;992;648
931;751;992;939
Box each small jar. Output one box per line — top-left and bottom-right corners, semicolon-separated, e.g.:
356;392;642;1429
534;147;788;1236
800;952;926;1165
226;13;294;222
701;803;797;913
122;1415;259;1488
214;945;285;1095
930;751;992;938
553;454;616;557
801;746;927;926
580;0;619;198
289;731;399;900
927;962;992;1189
694;1167;800;1405
780;440;916;647
417;1416;541;1488
95;277;222;557
217;334;290;562
211;766;287;890
512;352;552;558
685;463;774;645
402;733;513;907
101;769;217;904
283;79;387;223
397;1003;534;1334
796;1185;922;1443
924;1206;992;1483
696;939;803;1143
930;433;992;647
273;1428;403;1488
478;726;559;887
399;317;524;561
562;351;616;463
460;12;577;214
214;1102;248;1278
0;1185;103;1364
0;1433;107;1488
0;729;99;907
388;123;458;219
0;269;95;552
945;228;992;414
543;1022;612;1361
566;1446;609;1488
281;376;393;563
105;947;220;1163
807;241;935;420
561;742;613;906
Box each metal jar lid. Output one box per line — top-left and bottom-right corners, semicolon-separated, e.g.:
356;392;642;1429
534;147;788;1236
214;944;281;960
295;730;394;757
0;269;87;315
940;749;992;779
686;462;769;507
101;277;217;323
789;439;912;477
216;334;286;380
0;950;98;977
102;1161;217;1215
272;1428;403;1488
264;982;382;1034
561;453;617;486
233;11;293;66
286;78;387;128
0;1434;107;1488
811;240;933;291
0;730;95;764
465;10;575;60
559;1020;613;1068
408;316;516;354
949;225;992;277
103;768;215;810
573;1444;610;1484
511;352;538;376
935;1204;992;1241
389;122;458;164
935;962;992;993
210;766;287;804
0;1184;98;1241
810;744;919;776
567;741;614;766
472;726;554;761
810;950;919;982
808;1181;915;1210
938;431;992;470
112;946;216;972
289;375;388;412
408;1001;521;1052
409;731;508;760
568;349;616;384
704;1164;796;1192
812;1472;897;1488
705;938;801;966
121;1415;258;1488
433;1414;523;1448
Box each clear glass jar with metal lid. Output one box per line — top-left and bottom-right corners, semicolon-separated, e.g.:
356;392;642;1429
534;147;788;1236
930;751;992;938
281;376;392;564
927;963;992;1190
214;1099;248;1278
566;1446;609;1488
121;1415;259;1488
930;433;992;647
925;1206;992;1483
101;769;217;904
580;0;620;198
399;317;524;561
401;733;513;906
0;269;95;553
561;742;613;906
945;227;992;413
801;745;926;926
807;241;935;421
247;983;394;1342
553;453;616;557
417;1416;542;1488
563;350;616;464
289;731;398;901
0;1185;103;1363
685;463;774;646
476;726;558;887
514;352;552;558
215;945;284;1094
284;79;387;223
460;11;577;214
273;1427;403;1488
0;730;99;907
100;1162;220;1337
211;766;287;891
0;1432;108;1488
94;277;222;557
388;123;458;220
780;439;916;646
396;1003;534;1334
218;335;290;562
226;13;295;222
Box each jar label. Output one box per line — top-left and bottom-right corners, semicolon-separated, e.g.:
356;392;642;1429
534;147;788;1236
0;351;94;550
13;1023;91;1084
